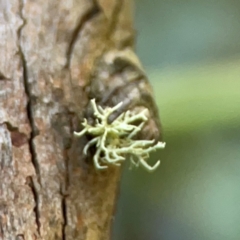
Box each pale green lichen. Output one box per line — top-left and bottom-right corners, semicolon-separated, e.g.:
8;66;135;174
74;99;166;172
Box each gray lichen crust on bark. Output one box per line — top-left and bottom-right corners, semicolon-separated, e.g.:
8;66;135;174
0;0;152;239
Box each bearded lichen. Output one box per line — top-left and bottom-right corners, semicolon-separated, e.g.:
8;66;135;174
74;99;165;172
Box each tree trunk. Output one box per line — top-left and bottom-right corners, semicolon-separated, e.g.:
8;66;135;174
0;0;135;239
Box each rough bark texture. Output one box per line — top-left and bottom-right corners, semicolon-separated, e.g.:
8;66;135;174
0;0;134;239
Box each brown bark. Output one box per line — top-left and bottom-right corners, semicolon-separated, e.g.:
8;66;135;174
0;0;134;239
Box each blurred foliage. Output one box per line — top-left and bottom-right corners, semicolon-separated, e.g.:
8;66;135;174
113;0;240;239
150;59;240;136
114;60;240;240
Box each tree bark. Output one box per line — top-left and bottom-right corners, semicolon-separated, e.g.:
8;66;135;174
0;0;134;239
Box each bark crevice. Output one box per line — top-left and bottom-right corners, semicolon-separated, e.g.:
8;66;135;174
65;3;101;68
28;177;41;235
17;0;40;179
61;193;67;240
60;149;71;240
0;71;10;80
17;0;41;235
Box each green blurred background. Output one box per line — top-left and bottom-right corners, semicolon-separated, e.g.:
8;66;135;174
113;0;240;239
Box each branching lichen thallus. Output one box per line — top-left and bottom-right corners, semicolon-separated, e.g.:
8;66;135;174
74;99;165;171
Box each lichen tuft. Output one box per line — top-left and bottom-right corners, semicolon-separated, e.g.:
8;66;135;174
74;99;165;172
